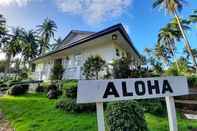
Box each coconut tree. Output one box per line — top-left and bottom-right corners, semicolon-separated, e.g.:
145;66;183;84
154;44;171;65
51;37;62;50
21;30;38;64
189;10;197;23
153;0;197;69
157;24;182;70
37;18;57;55
1;27;24;78
184;48;197;60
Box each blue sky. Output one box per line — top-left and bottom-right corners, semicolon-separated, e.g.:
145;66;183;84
0;0;196;59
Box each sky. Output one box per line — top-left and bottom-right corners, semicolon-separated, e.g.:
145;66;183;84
0;0;197;60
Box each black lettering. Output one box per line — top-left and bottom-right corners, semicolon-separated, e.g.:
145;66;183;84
103;82;120;98
122;81;133;96
135;81;146;96
147;80;160;94
162;80;173;94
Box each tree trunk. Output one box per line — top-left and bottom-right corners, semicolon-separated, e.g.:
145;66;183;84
174;11;197;71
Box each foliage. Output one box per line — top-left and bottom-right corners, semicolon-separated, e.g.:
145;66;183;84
83;55;106;79
0;60;6;72
165;57;189;75
19;68;29;79
51;63;64;80
35;85;45;93
112;57;131;78
188;75;197;88
56;97;95;113
106;101;148;131
37;18;57;55
62;80;78;98
138;99;166;116
8;84;29;96
144;48;164;75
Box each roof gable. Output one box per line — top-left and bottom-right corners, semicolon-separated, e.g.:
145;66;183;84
56;30;94;50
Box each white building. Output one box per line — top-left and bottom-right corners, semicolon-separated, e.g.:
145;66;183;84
32;24;142;80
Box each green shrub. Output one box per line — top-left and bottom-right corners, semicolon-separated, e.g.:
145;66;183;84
106;101;148;131
138;99;166;116
112;57;131;79
35;86;45;93
188;76;197;88
83;55;106;79
51;63;64;80
56;97;95;113
63;80;78;98
8;84;29;96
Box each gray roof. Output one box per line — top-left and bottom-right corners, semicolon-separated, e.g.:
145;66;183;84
32;23;141;61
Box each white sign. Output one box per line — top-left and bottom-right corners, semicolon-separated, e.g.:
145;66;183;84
77;76;189;103
77;76;189;131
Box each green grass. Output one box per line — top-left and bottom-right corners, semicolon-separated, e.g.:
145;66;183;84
0;94;97;131
0;94;197;131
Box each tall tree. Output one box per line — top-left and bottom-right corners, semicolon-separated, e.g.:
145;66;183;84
21;30;38;64
157;24;182;70
51;37;62;50
153;0;197;69
37;18;57;55
1;27;24;77
189;10;197;23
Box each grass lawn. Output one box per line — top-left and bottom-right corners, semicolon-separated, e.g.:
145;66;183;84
0;94;197;131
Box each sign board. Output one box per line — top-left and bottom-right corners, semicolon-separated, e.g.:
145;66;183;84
77;76;188;103
77;76;189;131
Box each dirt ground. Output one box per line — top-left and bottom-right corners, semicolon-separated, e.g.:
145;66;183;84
0;112;13;131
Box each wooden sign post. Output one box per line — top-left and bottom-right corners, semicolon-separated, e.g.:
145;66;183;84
77;76;189;131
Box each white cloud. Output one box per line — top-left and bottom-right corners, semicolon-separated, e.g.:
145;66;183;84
57;0;132;25
0;0;31;7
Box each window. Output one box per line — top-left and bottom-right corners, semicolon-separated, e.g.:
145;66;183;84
115;49;120;57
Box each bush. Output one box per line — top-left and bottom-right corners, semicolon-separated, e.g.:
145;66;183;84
47;89;58;99
51;63;64;80
63;80;78;98
138;99;166;116
35;86;45;93
83;55;106;79
8;84;29;96
0;83;8;91
112;57;131;79
106;101;148;131
188;76;197;88
56;97;95;113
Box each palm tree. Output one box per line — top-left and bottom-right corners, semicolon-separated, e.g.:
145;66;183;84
189;10;197;23
153;0;197;69
51;37;62;50
37;18;57;55
21;30;38;64
184;48;197;60
154;44;171;65
157;24;181;70
1;27;24;78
